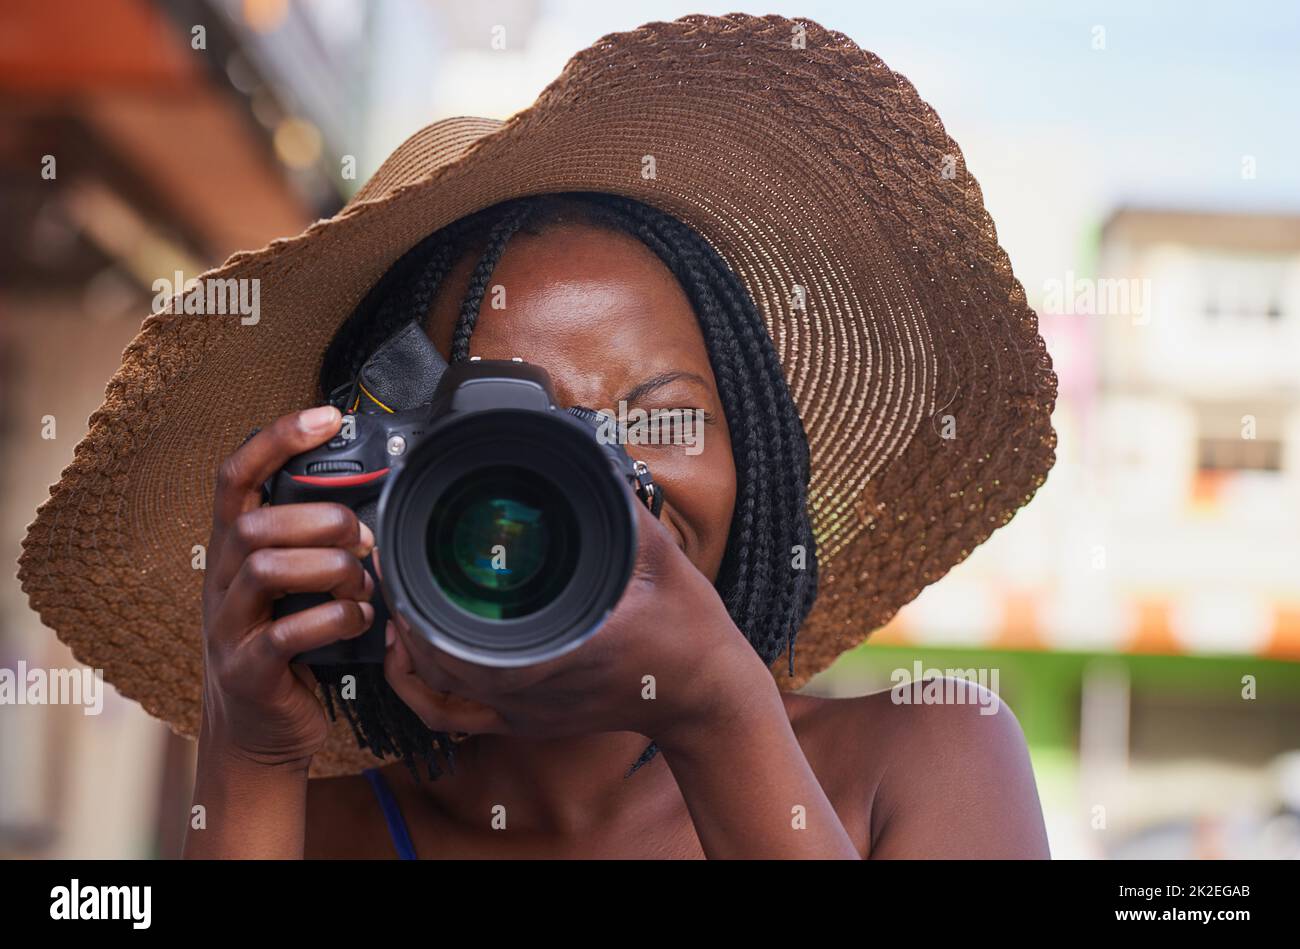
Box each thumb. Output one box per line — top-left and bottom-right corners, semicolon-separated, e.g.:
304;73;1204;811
382;622;509;735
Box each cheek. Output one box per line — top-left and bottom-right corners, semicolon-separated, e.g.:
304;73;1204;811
639;429;736;579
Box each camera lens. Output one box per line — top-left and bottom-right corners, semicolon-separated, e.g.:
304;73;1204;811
380;404;637;668
426;465;580;620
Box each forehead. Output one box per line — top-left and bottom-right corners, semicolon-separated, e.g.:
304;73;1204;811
426;222;713;401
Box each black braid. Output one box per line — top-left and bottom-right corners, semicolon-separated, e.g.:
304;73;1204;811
451;205;533;361
314;193;818;782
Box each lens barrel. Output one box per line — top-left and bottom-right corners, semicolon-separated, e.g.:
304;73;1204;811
378;407;637;667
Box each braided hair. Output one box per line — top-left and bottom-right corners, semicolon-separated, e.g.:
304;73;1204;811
314;193;817;780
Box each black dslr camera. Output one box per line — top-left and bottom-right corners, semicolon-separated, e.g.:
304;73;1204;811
267;321;660;668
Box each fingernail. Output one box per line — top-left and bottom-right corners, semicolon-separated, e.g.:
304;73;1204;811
385;621;396;647
359;601;375;624
300;405;340;431
357;522;375;552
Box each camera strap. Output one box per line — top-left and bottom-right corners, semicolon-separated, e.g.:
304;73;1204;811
330;320;448;415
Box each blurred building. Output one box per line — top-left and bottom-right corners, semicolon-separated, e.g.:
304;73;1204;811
1096;208;1300;636
0;0;354;858
815;206;1300;858
1089;207;1300;856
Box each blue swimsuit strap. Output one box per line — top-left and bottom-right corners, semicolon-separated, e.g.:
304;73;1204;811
362;767;418;860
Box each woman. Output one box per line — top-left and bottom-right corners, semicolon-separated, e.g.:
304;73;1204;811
19;15;1057;859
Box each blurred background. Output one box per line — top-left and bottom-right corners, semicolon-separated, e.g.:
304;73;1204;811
1;0;1298;859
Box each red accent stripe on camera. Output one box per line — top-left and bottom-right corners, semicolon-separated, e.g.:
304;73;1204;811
288;468;391;487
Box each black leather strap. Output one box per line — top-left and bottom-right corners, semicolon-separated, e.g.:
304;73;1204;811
352;319;449;414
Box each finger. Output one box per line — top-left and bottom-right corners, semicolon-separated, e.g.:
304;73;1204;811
630;491;679;579
213;406;342;529
383;623;508;735
380;607;462;693
221;547;372;629
289;662;319;692
380;599;483;693
214;503;374;590
253;598;375;662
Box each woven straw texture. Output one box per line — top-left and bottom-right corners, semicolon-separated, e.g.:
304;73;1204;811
18;14;1057;777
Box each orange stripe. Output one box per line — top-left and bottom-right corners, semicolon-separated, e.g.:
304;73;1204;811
992;590;1041;650
871;613;910;647
1128;599;1181;655
1264;604;1300;660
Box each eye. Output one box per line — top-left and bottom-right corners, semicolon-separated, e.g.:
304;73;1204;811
664;409;708;443
622;407;713;448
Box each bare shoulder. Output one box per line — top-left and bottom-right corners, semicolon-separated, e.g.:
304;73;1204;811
305;771;394;860
786;677;1050;858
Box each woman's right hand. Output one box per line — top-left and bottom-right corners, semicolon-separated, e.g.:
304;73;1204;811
198;405;375;769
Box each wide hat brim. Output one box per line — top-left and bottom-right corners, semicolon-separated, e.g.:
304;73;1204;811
19;13;1056;776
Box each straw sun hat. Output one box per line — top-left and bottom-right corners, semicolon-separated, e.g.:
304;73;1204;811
19;13;1056;775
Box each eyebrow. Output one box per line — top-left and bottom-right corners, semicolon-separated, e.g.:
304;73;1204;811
618;370;710;406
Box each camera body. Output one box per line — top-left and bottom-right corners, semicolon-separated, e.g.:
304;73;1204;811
268;330;658;669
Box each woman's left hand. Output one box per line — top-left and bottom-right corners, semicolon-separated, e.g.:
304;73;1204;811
380;496;775;746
